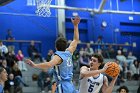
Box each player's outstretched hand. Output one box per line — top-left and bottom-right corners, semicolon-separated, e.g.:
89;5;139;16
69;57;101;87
25;59;36;68
71;16;80;26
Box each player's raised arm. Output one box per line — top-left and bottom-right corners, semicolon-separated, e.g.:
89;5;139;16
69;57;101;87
66;16;80;54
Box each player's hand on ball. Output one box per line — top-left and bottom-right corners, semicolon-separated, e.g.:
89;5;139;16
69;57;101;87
105;62;120;78
25;59;36;67
103;62;111;72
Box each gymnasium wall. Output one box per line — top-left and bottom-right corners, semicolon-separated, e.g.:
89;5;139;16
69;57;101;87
0;0;57;56
0;0;140;57
65;0;140;57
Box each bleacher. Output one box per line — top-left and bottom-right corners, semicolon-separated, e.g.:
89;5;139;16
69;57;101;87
22;59;139;93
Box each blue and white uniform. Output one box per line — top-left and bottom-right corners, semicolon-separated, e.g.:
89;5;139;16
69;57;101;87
53;50;76;93
79;73;104;93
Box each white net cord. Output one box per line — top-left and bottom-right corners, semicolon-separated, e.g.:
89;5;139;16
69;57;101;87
36;0;52;17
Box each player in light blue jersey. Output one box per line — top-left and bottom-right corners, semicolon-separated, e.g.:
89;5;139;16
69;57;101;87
26;16;80;93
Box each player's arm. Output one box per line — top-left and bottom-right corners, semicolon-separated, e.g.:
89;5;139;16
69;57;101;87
80;66;105;78
102;76;118;93
51;82;57;93
26;55;62;69
80;62;110;78
66;16;80;54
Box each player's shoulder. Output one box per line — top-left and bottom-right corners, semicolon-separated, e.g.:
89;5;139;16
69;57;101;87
80;66;89;72
65;49;73;55
80;66;88;69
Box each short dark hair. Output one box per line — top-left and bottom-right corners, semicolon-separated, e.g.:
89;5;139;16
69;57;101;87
55;37;67;51
117;86;129;93
92;54;103;64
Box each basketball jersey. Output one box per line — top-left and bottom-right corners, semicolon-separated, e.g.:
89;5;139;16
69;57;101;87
53;50;76;93
79;73;104;93
53;50;73;81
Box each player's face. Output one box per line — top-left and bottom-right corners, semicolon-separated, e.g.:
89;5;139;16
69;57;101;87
0;69;8;81
0;42;2;46
119;89;127;93
89;57;99;68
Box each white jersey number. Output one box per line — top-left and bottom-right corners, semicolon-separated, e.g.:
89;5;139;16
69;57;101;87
67;57;72;66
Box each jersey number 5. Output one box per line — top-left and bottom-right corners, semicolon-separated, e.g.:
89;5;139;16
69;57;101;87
88;84;94;92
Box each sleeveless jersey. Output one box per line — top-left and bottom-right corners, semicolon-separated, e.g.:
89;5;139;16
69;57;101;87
53;50;76;93
79;73;104;93
53;50;73;82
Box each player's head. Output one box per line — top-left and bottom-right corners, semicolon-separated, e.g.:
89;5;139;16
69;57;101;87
55;37;67;51
0;67;8;82
117;86;129;93
89;54;103;69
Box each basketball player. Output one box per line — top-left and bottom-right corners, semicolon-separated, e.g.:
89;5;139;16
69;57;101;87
26;16;80;93
79;54;118;93
0;67;8;93
117;86;129;93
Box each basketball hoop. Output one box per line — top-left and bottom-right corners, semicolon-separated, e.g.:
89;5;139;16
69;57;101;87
36;0;52;17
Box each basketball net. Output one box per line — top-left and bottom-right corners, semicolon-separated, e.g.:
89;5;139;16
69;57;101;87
36;0;52;17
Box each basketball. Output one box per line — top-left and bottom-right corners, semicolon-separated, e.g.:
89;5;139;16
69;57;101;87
105;62;120;78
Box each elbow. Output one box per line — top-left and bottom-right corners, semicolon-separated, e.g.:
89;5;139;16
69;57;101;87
47;64;53;68
80;71;88;77
46;62;54;68
80;71;85;76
